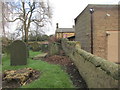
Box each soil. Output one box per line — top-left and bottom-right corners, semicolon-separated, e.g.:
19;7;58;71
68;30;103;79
44;55;72;66
2;68;40;88
44;55;88;89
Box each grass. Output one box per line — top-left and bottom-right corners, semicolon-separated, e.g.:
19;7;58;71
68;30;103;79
2;51;74;88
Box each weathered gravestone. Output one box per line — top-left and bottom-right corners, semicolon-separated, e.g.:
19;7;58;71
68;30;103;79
10;40;27;66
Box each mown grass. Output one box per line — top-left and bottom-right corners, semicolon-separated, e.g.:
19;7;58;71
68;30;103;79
2;51;74;88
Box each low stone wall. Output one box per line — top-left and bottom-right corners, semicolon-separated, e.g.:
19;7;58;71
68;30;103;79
28;42;48;52
62;39;119;88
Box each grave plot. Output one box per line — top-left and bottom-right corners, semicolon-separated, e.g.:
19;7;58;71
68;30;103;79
32;53;48;60
2;68;40;88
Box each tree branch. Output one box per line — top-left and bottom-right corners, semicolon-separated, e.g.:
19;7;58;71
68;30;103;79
26;2;36;31
31;19;43;22
32;21;44;27
5;17;24;22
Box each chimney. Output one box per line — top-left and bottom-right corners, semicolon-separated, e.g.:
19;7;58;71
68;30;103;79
72;25;75;28
56;23;59;29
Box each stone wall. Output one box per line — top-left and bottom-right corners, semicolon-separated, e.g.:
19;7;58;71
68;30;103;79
61;39;119;88
28;42;48;52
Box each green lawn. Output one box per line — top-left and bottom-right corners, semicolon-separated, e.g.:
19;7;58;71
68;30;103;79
2;51;74;88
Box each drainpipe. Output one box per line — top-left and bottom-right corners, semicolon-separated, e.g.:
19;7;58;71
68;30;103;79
90;8;94;54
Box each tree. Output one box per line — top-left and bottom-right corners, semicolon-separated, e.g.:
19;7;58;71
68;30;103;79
4;0;52;43
0;1;12;38
29;34;49;41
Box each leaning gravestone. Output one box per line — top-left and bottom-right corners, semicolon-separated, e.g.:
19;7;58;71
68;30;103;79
10;40;27;66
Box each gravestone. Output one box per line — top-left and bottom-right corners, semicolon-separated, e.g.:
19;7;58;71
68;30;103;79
10;40;27;66
26;47;29;58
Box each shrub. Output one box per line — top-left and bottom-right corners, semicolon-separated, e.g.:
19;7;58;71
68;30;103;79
2;37;12;53
31;42;41;51
40;44;48;52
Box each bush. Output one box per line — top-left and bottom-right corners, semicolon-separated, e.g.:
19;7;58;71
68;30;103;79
2;37;12;53
40;44;48;52
30;42;41;51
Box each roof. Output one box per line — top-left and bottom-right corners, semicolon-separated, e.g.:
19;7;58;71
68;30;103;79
74;4;118;22
67;36;75;39
56;28;75;33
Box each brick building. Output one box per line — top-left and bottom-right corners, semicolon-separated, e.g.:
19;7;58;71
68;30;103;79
55;23;75;39
75;4;119;63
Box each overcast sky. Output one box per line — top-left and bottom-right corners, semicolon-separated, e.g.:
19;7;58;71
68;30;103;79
4;0;120;36
46;0;119;35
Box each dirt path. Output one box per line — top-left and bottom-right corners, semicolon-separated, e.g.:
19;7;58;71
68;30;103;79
44;55;88;89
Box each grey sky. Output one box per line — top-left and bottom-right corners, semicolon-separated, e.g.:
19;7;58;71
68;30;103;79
46;0;119;35
4;0;120;36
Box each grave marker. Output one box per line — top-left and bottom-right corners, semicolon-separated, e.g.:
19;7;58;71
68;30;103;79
10;40;27;65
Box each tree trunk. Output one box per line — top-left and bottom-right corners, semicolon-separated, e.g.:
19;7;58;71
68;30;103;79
22;2;28;44
24;29;28;43
1;2;5;37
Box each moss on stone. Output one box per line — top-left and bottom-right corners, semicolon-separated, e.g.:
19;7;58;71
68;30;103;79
48;42;60;56
61;39;119;88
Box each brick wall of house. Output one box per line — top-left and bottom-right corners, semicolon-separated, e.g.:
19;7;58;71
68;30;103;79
56;32;75;38
93;5;118;59
75;6;91;53
75;5;118;60
62;33;75;38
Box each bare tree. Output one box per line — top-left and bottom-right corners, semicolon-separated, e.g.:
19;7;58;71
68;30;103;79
4;0;52;43
1;2;9;37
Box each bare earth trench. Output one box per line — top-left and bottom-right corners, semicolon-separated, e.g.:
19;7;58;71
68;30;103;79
44;55;88;89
